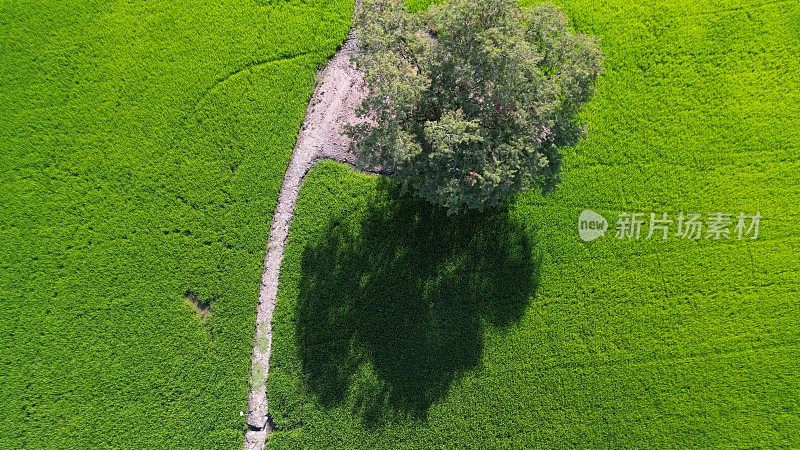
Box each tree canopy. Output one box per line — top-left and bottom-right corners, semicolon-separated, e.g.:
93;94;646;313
347;0;603;213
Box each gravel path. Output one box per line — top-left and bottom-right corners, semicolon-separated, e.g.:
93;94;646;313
244;5;372;449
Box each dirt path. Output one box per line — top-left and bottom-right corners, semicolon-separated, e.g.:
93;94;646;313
244;6;371;449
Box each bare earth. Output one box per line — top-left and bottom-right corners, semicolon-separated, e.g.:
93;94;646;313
244;7;374;449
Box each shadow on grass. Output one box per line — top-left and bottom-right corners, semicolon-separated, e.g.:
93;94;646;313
296;186;539;425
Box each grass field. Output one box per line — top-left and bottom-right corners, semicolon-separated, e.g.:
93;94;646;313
267;0;800;447
0;1;352;447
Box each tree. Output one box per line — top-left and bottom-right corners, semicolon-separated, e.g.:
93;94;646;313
347;0;603;214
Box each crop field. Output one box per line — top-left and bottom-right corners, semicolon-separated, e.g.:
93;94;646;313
0;0;352;448
267;0;800;448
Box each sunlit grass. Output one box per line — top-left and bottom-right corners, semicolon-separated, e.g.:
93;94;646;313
0;1;352;448
267;0;800;447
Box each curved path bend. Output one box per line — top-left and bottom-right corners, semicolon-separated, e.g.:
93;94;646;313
244;4;375;449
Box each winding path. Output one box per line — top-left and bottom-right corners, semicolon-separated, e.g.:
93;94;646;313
244;4;373;449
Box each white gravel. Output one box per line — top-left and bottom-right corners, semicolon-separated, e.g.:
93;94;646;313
244;3;375;449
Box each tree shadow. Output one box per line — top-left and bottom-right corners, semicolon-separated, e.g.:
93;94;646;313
296;186;539;426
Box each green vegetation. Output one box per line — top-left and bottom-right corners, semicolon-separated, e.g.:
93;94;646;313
0;1;352;448
268;0;800;447
349;0;603;213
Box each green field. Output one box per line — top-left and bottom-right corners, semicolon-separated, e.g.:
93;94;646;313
0;1;351;447
267;0;800;448
2;0;799;448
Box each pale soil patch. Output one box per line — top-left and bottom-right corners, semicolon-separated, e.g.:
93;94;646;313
184;290;212;321
244;3;378;449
